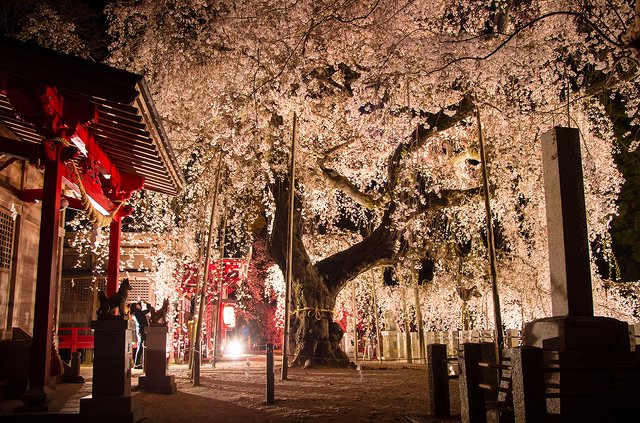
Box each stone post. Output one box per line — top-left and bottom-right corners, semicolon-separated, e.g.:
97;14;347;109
138;325;176;394
511;347;546;423
459;342;497;423
266;343;275;404
427;343;450;417
80;319;142;421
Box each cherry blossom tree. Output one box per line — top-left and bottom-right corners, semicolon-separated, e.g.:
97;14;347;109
100;0;640;365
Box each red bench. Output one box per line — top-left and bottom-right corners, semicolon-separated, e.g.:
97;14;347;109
57;327;94;352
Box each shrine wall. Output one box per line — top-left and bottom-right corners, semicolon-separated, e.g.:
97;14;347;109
0;160;46;336
59;232;158;326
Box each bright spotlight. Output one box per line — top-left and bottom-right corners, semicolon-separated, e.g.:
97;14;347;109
226;340;243;357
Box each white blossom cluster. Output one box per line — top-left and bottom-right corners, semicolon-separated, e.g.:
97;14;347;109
34;0;639;329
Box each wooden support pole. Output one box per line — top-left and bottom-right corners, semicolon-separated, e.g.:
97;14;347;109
22;140;66;406
107;214;122;296
476;108;504;361
401;285;412;363
370;271;382;363
281;112;297;380
192;153;223;386
414;285;425;364
211;209;226;368
352;282;358;363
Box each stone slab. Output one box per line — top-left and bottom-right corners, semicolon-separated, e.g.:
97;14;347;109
523;315;630;352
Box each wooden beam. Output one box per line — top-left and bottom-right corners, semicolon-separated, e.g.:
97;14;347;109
0;135;41;162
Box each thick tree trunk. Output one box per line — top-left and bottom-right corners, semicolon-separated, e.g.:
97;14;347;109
267;98;477;367
269;179;354;367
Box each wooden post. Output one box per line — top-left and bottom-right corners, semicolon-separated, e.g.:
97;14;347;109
192;154;223;386
427;343;450;417
414;285;425;364
107;214;122;296
370;271;382;362
21;140;66;407
211;208;226;368
352;282;358;363
401;285;412;363
476;108;504;361
281;112;297;380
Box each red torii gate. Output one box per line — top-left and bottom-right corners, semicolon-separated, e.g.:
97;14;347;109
0;37;183;407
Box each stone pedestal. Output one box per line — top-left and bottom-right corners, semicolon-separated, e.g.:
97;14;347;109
523;315;629;352
80;319;143;422
138;325;176;394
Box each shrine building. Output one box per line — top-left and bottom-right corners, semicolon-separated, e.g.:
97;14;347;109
0;36;183;406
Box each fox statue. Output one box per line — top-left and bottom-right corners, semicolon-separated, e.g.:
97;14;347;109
149;298;169;324
97;278;132;319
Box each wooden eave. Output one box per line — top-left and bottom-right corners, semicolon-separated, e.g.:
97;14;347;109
0;37;184;196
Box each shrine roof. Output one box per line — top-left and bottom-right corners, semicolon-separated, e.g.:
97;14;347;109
0;37;184;196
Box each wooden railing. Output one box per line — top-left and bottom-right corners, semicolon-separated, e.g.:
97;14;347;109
57;327;94;353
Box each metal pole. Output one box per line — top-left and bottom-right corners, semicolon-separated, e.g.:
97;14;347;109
476;108;504;364
192;153;223;385
281;112;297;380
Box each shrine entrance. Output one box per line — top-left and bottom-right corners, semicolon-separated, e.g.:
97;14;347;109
0;36;183;409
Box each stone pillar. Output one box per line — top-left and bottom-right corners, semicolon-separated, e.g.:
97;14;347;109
138;325;176;394
523;128;629;351
521;127;633;419
80;319;142;421
542;126;592;316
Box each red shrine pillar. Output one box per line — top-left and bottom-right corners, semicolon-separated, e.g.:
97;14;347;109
107;206;133;296
21;140;76;407
107;214;122;297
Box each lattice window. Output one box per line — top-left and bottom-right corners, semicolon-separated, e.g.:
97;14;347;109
129;277;150;302
0;209;15;270
61;278;106;303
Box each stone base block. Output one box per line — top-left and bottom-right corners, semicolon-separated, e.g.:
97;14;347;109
138;374;177;394
80;393;143;422
523;315;629;351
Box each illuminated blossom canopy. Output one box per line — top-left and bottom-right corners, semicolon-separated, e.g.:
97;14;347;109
12;0;640;363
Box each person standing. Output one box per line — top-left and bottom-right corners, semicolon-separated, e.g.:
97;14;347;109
131;301;150;369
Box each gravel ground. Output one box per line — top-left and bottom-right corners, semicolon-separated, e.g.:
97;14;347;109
1;356;462;422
